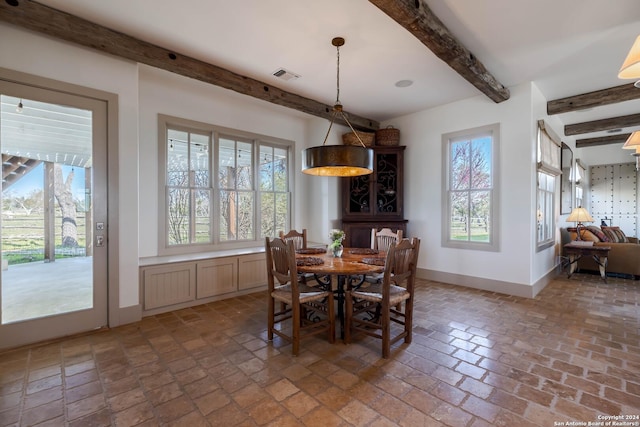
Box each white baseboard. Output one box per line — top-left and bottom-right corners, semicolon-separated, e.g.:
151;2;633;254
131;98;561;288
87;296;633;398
416;268;556;298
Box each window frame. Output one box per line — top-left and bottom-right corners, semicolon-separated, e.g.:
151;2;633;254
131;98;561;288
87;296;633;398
441;123;500;252
158;114;294;255
536;171;556;250
536;120;562;251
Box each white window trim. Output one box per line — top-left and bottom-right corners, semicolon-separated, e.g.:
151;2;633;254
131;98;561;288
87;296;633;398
536;120;562;251
157;114;294;256
536;171;556;251
441;123;500;252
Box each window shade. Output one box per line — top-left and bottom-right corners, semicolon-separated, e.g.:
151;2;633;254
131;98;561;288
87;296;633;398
537;120;561;176
575;159;587;184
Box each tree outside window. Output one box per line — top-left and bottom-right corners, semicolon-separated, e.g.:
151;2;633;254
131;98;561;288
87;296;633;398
442;124;499;251
219;137;254;241
259;145;289;239
166;129;211;245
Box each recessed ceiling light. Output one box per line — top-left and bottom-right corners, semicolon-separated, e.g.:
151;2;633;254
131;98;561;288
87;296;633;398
395;79;413;88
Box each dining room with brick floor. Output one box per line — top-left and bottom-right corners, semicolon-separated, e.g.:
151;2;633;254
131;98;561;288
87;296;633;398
1;272;638;426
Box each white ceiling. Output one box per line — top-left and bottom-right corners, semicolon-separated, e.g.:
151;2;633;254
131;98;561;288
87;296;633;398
22;0;640;137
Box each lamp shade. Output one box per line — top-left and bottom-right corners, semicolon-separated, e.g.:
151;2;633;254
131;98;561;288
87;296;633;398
566;206;594;223
619;35;640;79
622;131;640;149
302;145;373;176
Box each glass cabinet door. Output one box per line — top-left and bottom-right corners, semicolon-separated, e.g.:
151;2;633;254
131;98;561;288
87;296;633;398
342;146;404;220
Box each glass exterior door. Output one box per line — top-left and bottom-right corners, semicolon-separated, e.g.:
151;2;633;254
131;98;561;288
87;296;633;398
0;82;108;350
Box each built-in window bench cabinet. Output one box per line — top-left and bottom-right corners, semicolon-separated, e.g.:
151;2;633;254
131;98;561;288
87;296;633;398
139;248;267;316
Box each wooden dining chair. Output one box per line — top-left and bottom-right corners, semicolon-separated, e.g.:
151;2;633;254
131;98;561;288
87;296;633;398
279;229;307;250
279;228;317;285
371;227;403;252
345;237;420;358
366;228;404;285
265;237;335;356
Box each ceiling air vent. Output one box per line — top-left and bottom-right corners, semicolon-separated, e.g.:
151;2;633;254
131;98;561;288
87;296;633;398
272;68;300;81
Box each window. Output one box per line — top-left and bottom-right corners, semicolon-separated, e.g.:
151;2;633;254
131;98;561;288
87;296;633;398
218;136;254;241
159;115;292;254
442;123;500;251
537;172;555;245
536;120;561;250
575;159;586;208
166;128;212;246
259;145;290;239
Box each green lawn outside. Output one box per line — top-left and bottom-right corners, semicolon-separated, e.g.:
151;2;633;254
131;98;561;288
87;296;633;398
1;214;87;265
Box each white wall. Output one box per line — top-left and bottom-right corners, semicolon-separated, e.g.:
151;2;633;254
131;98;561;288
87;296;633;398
576;143;636;167
385;82;554;294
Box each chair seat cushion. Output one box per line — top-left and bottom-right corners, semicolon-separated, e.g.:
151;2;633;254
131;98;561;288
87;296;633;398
351;283;410;306
272;283;330;304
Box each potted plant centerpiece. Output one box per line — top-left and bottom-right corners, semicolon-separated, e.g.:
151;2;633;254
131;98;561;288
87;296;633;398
329;229;345;257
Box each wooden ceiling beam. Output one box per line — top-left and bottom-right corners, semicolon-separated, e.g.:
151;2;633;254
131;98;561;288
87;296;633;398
548;84;640;115
0;0;379;131
564;113;640;136
575;134;630;149
369;0;510;103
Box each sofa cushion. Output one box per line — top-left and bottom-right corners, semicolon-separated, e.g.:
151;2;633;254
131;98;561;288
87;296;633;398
568;227;597;242
602;226;628;243
584;225;609;242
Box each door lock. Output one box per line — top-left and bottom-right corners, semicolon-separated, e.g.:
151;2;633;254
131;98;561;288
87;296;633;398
96;235;104;247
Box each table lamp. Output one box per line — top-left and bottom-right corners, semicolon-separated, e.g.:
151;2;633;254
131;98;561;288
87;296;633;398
566;206;594;241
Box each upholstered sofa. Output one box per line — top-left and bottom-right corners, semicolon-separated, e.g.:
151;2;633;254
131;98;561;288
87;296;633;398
562;225;640;279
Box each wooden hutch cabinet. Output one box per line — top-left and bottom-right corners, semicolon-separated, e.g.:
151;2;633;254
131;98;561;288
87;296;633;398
341;145;407;248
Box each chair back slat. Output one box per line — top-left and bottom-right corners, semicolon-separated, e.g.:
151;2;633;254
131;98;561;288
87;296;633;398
279;229;307;250
265;237;299;291
382;238;420;293
371;228;403;252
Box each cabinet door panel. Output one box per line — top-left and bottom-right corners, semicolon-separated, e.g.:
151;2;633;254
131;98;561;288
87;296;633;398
239;253;268;290
375;152;400;216
342;146;405;221
143;263;196;310
197;258;237;298
347;174;373;215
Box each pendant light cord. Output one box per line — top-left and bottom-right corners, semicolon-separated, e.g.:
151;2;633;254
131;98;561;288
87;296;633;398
335;44;340;105
321;37;367;148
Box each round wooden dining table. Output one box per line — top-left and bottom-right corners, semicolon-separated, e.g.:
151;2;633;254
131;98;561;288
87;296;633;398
296;248;386;339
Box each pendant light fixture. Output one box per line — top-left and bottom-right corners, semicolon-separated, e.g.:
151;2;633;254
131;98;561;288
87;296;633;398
302;37;374;177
